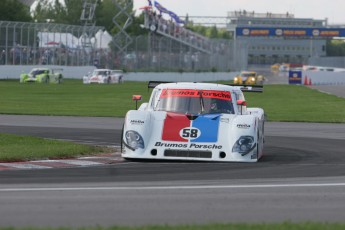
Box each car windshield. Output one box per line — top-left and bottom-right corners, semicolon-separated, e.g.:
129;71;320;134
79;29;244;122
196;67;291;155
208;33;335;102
30;69;47;75
155;89;234;115
94;71;108;75
241;73;256;77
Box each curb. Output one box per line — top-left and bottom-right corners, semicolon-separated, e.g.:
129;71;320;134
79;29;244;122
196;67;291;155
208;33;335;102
0;153;124;171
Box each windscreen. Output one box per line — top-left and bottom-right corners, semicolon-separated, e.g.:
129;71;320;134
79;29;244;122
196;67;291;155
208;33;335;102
155;89;234;115
94;71;108;75
30;69;47;75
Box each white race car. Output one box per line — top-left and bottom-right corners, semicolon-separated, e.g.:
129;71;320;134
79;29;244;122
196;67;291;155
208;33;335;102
122;81;265;162
83;69;124;84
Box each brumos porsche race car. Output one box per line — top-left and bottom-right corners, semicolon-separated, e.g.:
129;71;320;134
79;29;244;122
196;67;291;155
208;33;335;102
20;68;63;83
233;71;264;85
83;69;124;84
122;81;265;162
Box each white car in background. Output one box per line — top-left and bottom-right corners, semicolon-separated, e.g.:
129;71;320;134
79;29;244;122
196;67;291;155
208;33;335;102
83;69;124;84
122;81;265;162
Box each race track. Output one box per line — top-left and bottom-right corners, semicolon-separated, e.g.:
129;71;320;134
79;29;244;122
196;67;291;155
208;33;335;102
0;115;345;227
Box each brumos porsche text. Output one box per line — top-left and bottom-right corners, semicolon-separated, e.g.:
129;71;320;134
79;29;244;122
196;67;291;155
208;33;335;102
155;142;222;149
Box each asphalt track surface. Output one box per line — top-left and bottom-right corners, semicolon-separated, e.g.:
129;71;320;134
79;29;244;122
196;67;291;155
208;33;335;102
1;68;345;226
1;114;345;227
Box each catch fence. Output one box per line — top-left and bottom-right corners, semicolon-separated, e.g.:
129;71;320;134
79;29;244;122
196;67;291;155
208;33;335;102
0;20;247;71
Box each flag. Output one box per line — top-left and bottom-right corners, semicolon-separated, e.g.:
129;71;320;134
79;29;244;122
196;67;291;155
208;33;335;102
148;0;152;6
168;11;185;24
154;1;169;13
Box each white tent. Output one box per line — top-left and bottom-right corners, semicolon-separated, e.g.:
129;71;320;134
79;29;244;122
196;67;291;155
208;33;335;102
91;29;112;49
38;32;80;49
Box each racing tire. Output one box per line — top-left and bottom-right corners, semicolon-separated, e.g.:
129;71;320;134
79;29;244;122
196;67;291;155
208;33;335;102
256;130;261;162
120;124;124;153
58;75;62;84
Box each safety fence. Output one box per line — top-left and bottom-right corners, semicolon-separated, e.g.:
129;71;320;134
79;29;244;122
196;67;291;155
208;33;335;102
0;20;248;71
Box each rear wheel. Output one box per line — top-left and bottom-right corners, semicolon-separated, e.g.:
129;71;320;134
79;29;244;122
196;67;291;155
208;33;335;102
58;75;62;84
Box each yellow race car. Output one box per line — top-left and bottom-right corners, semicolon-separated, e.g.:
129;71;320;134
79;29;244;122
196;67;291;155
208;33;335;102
271;63;281;71
233;71;264;85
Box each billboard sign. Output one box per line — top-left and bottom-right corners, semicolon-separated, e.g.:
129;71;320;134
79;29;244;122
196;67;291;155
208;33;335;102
289;71;302;84
236;27;345;38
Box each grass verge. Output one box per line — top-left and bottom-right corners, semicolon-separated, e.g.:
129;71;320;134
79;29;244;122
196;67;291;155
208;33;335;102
0;133;112;162
0;80;345;122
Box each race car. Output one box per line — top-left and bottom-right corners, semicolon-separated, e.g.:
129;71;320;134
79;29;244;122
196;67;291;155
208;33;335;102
271;63;281;71
279;63;290;72
20;68;63;83
83;69;124;84
233;71;264;85
122;81;265;162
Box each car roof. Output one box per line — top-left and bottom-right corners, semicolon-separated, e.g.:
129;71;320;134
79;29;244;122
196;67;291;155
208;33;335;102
94;69;111;71
32;68;49;70
154;82;238;92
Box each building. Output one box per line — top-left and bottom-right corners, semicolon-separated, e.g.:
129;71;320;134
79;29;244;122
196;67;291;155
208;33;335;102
227;11;328;64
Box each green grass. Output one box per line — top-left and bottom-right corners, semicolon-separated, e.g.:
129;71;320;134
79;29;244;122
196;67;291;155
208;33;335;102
1;222;345;230
0;133;112;162
0;80;151;117
1;80;345;122
244;84;345;123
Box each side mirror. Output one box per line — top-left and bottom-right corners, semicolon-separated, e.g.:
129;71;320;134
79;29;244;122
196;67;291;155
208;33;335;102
237;100;247;115
132;95;142;110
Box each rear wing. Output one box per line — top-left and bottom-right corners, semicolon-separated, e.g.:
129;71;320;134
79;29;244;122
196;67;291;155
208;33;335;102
227;84;263;93
51;68;64;74
148;81;263;92
148;81;173;89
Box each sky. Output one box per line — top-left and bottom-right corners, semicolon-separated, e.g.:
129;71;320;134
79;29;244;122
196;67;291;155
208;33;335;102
134;0;345;25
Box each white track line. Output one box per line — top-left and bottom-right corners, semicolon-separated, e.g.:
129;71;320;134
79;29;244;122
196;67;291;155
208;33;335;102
1;183;345;192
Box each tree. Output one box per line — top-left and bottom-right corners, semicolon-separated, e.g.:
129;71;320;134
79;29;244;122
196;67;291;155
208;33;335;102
209;25;218;38
0;0;32;22
326;40;345;56
33;0;82;24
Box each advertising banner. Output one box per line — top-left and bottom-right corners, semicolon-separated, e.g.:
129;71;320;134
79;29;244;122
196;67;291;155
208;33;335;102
236;27;345;38
289;71;302;84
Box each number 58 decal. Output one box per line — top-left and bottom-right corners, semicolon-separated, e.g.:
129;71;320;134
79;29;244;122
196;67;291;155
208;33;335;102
179;128;201;140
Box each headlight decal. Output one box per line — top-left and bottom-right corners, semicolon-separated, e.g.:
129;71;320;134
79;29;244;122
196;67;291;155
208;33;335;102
125;130;145;150
232;136;256;156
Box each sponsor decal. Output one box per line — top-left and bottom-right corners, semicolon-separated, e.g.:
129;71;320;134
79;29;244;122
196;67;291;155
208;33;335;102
242;28;250;36
155;142;222;150
220;118;229;123
312;29;320;36
320;30;340;37
162;113;220;142
160;89;231;100
237;124;251;129
130;120;145;125
283;30;306;36
250;29;270;36
275;29;283;36
179;128;201;140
